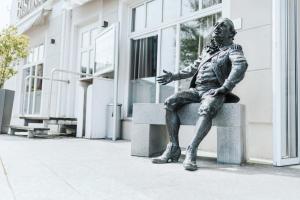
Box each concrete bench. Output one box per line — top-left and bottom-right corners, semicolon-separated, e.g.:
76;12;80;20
10;126;50;138
132;103;246;165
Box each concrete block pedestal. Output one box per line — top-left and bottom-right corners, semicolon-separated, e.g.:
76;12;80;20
132;103;246;165
131;124;168;157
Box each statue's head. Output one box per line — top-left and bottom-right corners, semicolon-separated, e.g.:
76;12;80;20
212;18;237;43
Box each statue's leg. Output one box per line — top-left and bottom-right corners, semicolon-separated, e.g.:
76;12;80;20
166;109;180;147
183;94;225;170
152;89;200;164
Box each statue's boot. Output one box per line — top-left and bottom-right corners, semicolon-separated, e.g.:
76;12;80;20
183;146;198;171
152;143;181;164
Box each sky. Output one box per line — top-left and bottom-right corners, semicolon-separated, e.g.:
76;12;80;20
0;0;12;31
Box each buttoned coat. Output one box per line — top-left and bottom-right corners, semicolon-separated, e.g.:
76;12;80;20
173;44;248;103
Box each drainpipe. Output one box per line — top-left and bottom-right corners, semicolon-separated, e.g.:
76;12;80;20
55;8;67;117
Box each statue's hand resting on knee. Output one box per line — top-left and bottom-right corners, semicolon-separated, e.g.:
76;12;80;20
157;70;174;85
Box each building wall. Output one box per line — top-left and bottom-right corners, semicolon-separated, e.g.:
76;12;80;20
229;0;273;161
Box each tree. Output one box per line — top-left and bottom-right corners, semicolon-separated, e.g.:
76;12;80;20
0;26;29;89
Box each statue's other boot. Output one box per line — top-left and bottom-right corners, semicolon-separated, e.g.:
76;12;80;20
152;143;181;164
183;146;198;171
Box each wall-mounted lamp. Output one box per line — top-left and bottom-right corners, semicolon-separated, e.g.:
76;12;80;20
101;21;108;28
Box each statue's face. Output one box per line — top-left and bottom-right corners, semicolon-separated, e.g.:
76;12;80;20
212;20;233;41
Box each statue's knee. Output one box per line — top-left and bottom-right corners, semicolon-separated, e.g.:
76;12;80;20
198;104;217;118
164;96;178;111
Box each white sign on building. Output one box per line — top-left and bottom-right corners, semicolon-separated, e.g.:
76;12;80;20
17;0;47;18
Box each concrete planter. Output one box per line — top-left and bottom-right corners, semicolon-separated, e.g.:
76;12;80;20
0;89;15;134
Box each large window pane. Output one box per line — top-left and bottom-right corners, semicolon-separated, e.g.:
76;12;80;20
34;64;43;114
181;0;199;16
132;5;146;32
202;0;222;9
94;28;115;75
146;0;162;28
129;36;158;116
179;13;221;91
23;68;30;114
81;51;89;74
81;31;90;48
89;50;95;74
38;44;44;61
163;0;179;23
160;26;176;102
28;50;33;64
33;47;39;62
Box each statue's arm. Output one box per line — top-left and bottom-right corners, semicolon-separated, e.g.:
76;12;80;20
172;58;201;80
222;45;248;91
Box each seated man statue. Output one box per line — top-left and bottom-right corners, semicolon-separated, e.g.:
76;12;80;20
152;18;248;171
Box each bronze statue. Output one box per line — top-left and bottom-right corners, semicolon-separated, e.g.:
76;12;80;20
152;18;248;171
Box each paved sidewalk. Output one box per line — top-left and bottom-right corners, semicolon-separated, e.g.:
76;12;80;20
0;134;300;200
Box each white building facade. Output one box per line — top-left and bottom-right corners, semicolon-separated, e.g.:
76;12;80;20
5;0;300;166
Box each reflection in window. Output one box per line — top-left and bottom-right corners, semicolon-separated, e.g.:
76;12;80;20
202;0;222;9
146;0;162;28
160;26;176;102
179;12;221;91
181;0;199;16
129;36;158;116
132;5;146;32
163;0;179;22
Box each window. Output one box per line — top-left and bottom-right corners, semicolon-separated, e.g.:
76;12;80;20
181;0;199;16
163;0;180;23
131;0;222;33
179;12;221;90
94;27;116;75
202;0;222;9
160;26;177;102
23;44;44;115
132;4;146;32
78;24;100;76
146;0;162;28
129;36;158;115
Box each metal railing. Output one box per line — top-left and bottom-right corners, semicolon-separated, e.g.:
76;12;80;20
48;68;110;117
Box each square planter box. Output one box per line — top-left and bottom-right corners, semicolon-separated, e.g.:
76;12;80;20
0;89;15;134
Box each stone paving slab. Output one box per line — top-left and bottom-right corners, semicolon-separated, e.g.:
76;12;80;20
0;135;300;200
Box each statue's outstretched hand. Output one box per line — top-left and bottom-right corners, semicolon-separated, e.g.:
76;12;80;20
157;70;174;85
